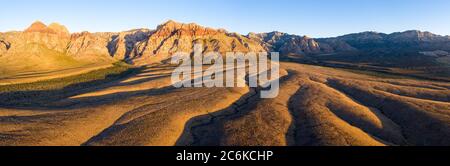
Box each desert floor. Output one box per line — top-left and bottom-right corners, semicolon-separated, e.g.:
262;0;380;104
0;62;448;146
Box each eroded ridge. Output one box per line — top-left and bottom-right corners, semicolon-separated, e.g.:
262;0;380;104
178;62;449;146
0;62;448;146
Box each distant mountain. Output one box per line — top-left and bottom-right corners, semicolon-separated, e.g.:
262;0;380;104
318;30;450;52
315;31;450;68
248;30;450;70
248;31;330;55
250;30;450;56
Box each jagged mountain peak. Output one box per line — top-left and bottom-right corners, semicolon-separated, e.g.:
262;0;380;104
155;20;222;36
265;31;287;35
159;20;211;29
157;19;180;29
24;21;48;32
259;31;289;37
248;31;290;43
162;19;178;25
156;20;200;30
24;21;70;36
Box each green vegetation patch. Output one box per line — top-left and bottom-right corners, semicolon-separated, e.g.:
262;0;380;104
0;62;132;93
0;62;137;107
340;68;410;79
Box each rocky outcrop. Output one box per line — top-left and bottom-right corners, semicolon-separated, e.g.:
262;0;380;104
0;33;10;56
0;41;8;56
67;31;116;61
135;20;265;63
315;38;357;52
67;29;154;62
107;29;152;60
248;31;340;55
278;36;326;55
318;32;387;50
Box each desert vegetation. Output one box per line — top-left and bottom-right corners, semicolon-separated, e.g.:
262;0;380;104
0;62;133;107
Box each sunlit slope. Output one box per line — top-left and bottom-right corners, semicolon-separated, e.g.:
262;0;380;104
179;62;449;146
0;43;114;85
0;62;448;146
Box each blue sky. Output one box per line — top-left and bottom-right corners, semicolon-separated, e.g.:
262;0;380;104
1;0;449;37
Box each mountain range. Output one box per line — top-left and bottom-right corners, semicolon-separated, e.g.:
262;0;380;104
1;20;450;78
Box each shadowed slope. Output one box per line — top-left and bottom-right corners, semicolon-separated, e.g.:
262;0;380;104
0;62;448;146
178;62;449;146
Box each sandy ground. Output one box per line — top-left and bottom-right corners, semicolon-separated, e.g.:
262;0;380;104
0;62;449;146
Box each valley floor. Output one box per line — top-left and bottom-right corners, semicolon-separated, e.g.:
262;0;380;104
0;63;113;85
0;62;448;146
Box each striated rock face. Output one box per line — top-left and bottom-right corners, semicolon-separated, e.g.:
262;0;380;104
107;29;152;60
1;20;267;66
53;20;266;64
315;38;357;52
249;31;338;55
67;31;116;61
278;36;324;55
67;29;154;62
0;33;10;56
0;42;8;56
134;20;266;63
